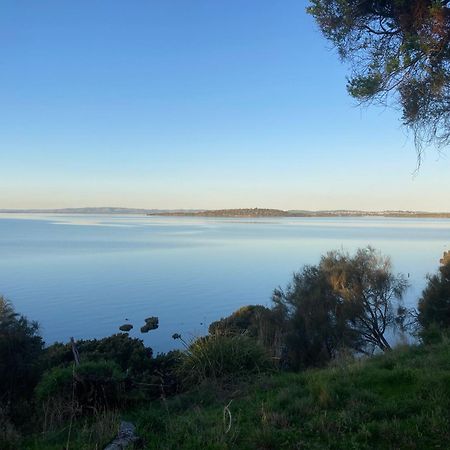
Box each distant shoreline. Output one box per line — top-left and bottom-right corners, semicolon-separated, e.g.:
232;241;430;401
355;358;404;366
148;208;450;218
1;207;450;218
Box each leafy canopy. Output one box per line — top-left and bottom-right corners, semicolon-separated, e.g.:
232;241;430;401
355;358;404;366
308;0;450;156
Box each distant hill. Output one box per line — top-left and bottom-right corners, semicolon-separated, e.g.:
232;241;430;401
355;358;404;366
0;207;200;215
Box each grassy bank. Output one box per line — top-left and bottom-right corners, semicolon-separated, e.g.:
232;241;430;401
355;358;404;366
25;340;450;449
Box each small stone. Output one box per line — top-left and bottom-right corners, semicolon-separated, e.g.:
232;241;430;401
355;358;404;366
119;324;133;332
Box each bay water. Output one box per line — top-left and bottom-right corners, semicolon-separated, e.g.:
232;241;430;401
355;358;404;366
0;214;448;352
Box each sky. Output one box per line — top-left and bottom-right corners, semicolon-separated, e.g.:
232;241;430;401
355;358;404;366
1;0;449;211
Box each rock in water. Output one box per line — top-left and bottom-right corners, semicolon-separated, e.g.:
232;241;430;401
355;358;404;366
119;324;133;332
140;316;158;333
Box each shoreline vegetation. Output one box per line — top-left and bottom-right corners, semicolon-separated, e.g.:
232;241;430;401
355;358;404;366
1;207;450;218
1;247;449;449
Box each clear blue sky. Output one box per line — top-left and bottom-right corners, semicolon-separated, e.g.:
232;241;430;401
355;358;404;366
1;0;449;211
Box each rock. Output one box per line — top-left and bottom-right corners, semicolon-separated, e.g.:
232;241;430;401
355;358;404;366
104;421;140;450
141;316;158;333
119;324;133;332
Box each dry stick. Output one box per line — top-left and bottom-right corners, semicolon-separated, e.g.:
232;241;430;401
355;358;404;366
156;369;172;428
70;337;81;366
223;400;233;434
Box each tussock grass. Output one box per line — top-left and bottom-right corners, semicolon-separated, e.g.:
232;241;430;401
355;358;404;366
178;332;273;385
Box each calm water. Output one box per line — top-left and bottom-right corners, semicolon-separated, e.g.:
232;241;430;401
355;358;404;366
0;214;449;352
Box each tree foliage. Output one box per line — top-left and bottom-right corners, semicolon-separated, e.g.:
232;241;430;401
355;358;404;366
308;0;450;155
273;247;408;368
418;251;450;330
321;247;409;351
273;264;361;368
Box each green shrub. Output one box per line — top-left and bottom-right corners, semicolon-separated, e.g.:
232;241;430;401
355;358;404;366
38;360;125;403
36;360;125;429
209;305;272;336
36;365;73;401
42;335;184;411
43;333;153;377
178;332;272;385
208;305;285;358
0;297;44;397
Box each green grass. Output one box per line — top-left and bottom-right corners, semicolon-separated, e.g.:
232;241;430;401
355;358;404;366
23;341;450;449
130;342;450;450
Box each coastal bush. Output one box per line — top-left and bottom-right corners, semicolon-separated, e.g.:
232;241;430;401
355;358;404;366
209;305;272;336
418;252;450;338
209;305;285;358
273;247;408;369
178;332;272;385
0;296;44;428
0;296;44;398
43;335;183;403
43;333;154;376
147;350;183;396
